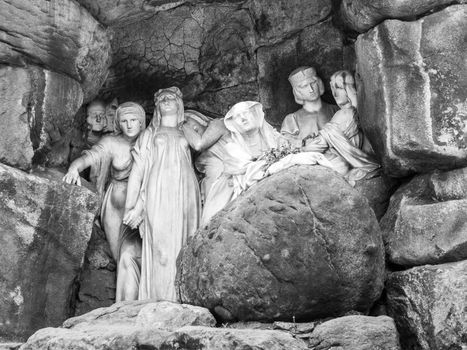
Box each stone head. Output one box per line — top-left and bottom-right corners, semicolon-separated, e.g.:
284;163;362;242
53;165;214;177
330;70;357;109
288;67;325;105
86;100;107;132
184;110;210;136
115;102;146;139
224;101;264;135
153;87;184;127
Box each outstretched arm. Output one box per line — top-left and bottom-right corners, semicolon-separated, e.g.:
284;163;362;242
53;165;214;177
62;153;94;186
183;118;227;151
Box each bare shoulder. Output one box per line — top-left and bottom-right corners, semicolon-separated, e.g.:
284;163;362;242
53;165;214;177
331;108;355;124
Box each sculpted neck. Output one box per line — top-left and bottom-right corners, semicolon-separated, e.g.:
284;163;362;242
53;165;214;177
160;113;179;127
302;98;323;113
242;129;264;157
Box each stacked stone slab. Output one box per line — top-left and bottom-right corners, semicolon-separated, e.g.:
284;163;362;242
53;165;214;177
349;3;467;349
20;301;401;350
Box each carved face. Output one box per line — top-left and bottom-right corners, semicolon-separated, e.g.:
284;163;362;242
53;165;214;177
230;107;258;134
118;113;142;139
293;77;321;102
332;85;350;108
158;94;178;115
86;104;106;132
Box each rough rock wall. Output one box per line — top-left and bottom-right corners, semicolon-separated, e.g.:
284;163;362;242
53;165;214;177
343;2;467;349
98;0;347;126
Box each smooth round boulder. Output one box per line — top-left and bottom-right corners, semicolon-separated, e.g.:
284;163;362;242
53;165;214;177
177;166;385;322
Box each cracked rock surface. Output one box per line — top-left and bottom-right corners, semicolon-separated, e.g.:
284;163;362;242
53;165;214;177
100;0;344;123
177;166;385;322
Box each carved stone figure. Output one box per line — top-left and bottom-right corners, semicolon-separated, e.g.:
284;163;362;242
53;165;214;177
104;98;119;133
63;102;146;302
181;111;232;227
124;87;201;302
281;67;339;147
187;101;282;224
86;100;108;147
282;67;379;183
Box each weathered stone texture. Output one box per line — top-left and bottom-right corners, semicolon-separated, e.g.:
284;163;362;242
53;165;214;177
257;19;345;126
249;0;332;45
308;315;401;350
354;175;400;220
21;301;217;350
75;0;243;26
0;164;99;341
74;225;116;317
339;0;467;33
104;4;257;117
177;166;384;322
0;0;111;100
356;5;467;177
387;261;467;350
381;167;467;267
0;66;83;171
160;326;308;350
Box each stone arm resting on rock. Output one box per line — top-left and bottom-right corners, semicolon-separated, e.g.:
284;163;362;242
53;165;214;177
63;151;96;186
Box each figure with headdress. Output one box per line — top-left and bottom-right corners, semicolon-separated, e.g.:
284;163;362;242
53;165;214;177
282;67;379;183
63;102;147;301
123;87;201;302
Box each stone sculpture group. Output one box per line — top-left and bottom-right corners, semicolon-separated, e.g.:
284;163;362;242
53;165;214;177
63;67;379;303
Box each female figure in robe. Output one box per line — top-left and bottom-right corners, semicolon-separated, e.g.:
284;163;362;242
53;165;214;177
63;102;146;301
181;111;233;227
300;70;380;183
124;87;200;302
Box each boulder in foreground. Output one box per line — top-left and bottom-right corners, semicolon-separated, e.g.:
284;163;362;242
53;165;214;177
177;166;385;322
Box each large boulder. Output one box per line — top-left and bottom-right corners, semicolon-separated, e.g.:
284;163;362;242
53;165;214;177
386;260;467;350
0;164;99;341
308;315;401;350
356;5;467;177
0;0;111;100
338;0;467;33
177;166;385;322
381;167;467;267
0;66;83;171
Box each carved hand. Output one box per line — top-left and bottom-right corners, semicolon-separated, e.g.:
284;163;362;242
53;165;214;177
123;206;143;230
62;168;81;186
